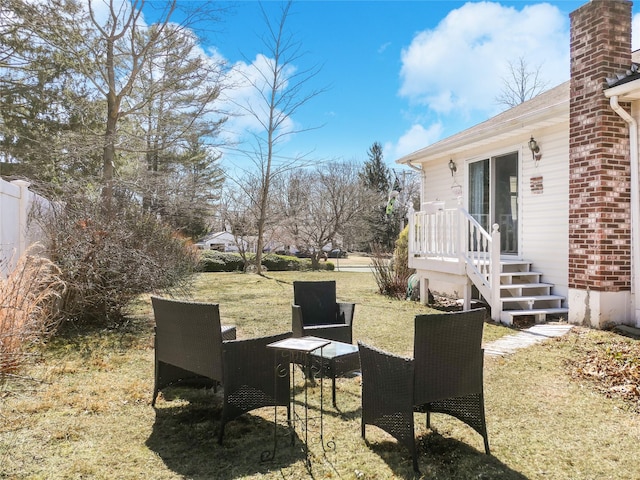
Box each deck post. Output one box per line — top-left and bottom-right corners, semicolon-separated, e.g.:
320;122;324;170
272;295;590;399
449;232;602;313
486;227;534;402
420;275;429;306
408;204;415;257
490;224;501;322
463;279;472;310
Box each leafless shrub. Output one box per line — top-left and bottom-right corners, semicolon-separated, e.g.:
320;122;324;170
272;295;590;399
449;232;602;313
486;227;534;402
370;243;408;299
35;185;199;326
0;246;66;379
371;226;416;299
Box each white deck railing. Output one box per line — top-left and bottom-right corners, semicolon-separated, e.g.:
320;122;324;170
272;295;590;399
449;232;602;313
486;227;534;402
408;205;460;258
408;206;501;320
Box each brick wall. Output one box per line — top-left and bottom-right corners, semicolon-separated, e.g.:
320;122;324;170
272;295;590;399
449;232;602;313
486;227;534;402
568;0;632;292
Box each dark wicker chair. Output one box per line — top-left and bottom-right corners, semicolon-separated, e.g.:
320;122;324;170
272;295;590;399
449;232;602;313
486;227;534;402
358;308;490;472
291;280;355;344
150;296;291;443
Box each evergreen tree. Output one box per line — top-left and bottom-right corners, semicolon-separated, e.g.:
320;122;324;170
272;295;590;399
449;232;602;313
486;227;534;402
129;24;226;236
0;0;103;184
360;142;390;193
359;142;400;251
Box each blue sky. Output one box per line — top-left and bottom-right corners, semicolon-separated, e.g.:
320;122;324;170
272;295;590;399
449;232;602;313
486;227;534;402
171;1;639;171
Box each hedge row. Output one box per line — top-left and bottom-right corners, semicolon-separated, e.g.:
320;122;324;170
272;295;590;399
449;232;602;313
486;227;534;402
197;250;335;272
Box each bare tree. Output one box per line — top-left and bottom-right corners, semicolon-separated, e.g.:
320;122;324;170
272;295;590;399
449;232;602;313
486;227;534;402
229;1;325;273
85;0;177;209
496;56;548;108
220;176;264;270
275;161;366;270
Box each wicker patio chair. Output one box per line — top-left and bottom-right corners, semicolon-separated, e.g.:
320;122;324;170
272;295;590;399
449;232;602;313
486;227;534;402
358;308;490;472
291;280;355;343
150;296;291;443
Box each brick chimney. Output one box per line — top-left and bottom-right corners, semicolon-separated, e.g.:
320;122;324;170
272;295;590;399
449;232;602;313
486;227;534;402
568;0;632;327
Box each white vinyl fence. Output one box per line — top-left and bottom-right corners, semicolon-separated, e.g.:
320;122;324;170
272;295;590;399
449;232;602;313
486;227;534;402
0;178;50;276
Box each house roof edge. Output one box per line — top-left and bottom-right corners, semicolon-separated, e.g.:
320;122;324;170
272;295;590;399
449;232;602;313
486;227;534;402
396;82;569;166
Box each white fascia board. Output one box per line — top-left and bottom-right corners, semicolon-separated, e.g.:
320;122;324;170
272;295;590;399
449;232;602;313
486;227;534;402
396;100;568;166
604;78;640;101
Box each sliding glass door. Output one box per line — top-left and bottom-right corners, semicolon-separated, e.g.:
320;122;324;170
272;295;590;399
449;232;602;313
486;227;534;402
468;152;519;255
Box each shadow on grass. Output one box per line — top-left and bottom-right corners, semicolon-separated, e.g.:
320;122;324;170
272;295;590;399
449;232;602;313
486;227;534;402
146;390;304;479
367;431;530;480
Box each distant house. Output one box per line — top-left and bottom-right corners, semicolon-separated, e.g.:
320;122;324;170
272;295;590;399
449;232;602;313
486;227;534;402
195;231;250;253
396;0;640;329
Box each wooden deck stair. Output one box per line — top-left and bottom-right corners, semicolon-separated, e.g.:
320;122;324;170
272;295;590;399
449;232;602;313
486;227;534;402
497;260;568;325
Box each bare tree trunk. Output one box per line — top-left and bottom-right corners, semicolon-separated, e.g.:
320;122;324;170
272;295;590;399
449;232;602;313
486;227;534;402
253;93;276;273
101;37;119;214
231;1;325;274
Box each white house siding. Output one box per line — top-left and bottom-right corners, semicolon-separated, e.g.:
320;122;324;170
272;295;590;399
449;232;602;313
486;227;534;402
519;123;570;303
414;122;570;301
420;158;464;209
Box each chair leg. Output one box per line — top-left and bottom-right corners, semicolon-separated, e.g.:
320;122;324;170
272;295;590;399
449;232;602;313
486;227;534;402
483;434;490;455
412;452;420;474
218;422;226;445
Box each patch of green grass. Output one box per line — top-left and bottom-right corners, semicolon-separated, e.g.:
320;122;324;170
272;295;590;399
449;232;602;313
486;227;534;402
2;271;639;479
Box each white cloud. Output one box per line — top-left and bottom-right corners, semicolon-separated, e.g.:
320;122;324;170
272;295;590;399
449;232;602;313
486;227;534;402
378;41;391;54
399;2;569;117
386;123;444;161
633;13;640;51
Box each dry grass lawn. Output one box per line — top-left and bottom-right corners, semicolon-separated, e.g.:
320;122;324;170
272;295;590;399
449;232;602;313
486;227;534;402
1;270;639;479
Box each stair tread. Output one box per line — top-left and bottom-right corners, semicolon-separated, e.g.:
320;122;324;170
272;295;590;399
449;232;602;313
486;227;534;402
501;271;542;276
500;283;553;289
503;308;569;316
501;295;564;302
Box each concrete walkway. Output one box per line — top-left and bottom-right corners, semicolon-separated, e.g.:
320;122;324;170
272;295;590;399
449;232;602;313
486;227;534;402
483;323;574;357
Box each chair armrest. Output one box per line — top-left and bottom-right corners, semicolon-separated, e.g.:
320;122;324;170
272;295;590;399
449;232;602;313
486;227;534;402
337;302;355;327
219;332;292;442
358;342;414;405
302;324;351;344
222;332;292;403
358;342;415;451
221;325;237;341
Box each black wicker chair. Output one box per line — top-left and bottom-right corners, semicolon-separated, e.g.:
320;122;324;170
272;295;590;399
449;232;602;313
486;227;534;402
150;296;291;443
291;280;355;344
358;308;490;472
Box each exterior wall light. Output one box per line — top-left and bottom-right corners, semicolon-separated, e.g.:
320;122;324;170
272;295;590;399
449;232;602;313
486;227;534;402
529;136;542;163
448;159;457;176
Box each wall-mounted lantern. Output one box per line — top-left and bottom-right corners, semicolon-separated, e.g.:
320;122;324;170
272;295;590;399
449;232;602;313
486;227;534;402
529;136;542;163
448;159;457;176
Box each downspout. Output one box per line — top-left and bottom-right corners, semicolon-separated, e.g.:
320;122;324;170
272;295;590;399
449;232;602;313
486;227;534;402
609;95;640;327
405;161;422;172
